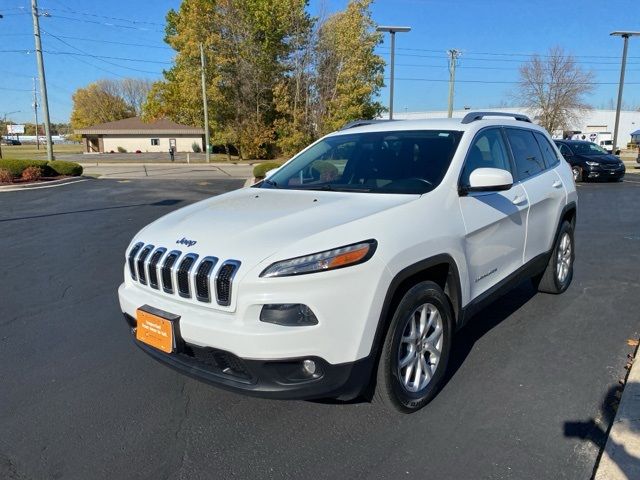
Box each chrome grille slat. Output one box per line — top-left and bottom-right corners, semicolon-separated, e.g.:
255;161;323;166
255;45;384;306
129;244;239;307
127;242;144;280
195;257;218;302
161;250;181;294
147;247;166;289
136;245;154;285
177;254;198;298
215;260;241;306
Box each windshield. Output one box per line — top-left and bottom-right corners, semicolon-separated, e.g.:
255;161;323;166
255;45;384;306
572;142;608;155
258;130;463;194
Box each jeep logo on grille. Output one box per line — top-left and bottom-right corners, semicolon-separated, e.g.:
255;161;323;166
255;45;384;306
176;237;197;247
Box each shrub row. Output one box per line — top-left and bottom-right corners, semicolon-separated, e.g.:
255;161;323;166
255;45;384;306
253;161;284;179
0;159;83;181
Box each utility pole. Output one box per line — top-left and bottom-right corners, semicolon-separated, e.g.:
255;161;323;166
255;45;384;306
200;43;211;163
33;77;39;150
447;49;461;118
31;0;53;161
377;26;411;120
610;31;639;152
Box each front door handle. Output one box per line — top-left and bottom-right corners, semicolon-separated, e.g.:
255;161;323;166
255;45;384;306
552;180;563;188
512;194;527;206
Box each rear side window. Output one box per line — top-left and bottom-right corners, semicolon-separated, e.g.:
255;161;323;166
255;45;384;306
534;132;560;168
505;128;546;181
460;128;511;186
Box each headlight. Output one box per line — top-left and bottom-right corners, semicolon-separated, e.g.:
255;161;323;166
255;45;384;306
260;240;377;278
586;161;600;166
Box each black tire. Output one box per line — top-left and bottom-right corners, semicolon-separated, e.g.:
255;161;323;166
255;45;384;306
572;166;583;183
374;281;453;413
535;221;575;294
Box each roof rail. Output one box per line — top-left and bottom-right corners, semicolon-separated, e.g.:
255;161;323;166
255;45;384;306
340;119;396;130
461;111;531;124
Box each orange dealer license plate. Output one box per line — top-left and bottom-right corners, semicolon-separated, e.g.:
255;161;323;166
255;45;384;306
136;306;179;354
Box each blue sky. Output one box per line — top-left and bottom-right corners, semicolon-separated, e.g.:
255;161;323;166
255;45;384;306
0;0;638;123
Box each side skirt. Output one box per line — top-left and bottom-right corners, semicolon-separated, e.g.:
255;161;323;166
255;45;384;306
459;251;549;325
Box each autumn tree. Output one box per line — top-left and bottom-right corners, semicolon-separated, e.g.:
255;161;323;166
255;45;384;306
98;78;154;115
515;46;594;133
70;82;136;133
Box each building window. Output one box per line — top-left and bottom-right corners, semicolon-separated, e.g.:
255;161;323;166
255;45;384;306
151;138;160;146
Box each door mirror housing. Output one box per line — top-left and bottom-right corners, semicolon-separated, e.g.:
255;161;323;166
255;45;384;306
462;168;513;194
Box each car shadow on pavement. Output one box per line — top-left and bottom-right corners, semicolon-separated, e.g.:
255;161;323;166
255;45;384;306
564;382;639;479
313;280;539;407
442;280;537;389
0;199;183;223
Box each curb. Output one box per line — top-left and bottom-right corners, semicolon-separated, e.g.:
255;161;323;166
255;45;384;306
0;176;88;192
593;339;640;480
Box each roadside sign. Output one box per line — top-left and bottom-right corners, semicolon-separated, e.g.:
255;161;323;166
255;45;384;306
7;124;25;134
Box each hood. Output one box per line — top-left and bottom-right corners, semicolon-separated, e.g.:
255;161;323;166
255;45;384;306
135;187;418;268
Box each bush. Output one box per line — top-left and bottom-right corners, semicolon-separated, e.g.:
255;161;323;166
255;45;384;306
117;146;127;153
192;142;202;153
21;166;42;182
0;159;50;176
0;168;13;184
47;160;83;176
253;161;284;179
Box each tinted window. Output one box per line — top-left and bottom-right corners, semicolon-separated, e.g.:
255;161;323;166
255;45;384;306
534;132;560;168
557;143;573;157
505;128;546;180
570;142;608;155
261;130;463;194
460;128;511;186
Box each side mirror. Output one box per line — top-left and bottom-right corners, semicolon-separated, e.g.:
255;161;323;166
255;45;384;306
464;168;513;193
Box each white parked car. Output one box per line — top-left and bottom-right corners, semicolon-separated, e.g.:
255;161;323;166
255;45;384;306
119;112;577;413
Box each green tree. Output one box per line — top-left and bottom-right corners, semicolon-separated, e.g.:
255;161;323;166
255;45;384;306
314;0;385;135
70;82;136;134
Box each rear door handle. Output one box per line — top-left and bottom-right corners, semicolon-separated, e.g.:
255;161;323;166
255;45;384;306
512;195;527;206
552;180;563;188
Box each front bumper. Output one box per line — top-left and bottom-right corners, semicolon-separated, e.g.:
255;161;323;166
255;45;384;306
585;164;625;180
125;313;373;400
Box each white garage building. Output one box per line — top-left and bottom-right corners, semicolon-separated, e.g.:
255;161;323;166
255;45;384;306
76;117;205;153
392;108;640;148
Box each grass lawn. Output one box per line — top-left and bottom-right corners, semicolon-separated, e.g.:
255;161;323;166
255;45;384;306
0;143;83;160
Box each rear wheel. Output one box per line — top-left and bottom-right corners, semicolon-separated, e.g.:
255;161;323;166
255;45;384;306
535;221;574;294
374;281;452;413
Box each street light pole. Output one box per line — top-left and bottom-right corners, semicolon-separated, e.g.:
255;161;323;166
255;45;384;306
610;31;640;152
377;25;411;120
200;43;211;163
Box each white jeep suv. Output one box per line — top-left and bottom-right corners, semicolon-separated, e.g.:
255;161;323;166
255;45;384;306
118;112;577;413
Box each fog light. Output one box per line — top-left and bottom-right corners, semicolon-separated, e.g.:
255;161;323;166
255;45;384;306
260;304;318;326
302;359;316;376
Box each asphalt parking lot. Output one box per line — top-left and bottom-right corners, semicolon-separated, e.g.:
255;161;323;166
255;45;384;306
1;176;639;480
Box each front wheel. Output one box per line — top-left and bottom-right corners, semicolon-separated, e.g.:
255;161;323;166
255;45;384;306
374;281;453;413
572;166;583;183
535;221;575;294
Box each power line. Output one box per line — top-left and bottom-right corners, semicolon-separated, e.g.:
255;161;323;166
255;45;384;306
376;50;640;66
393;63;640;73
378;46;640;60
43;13;164;32
40;6;165;27
41;30;166;75
38;33;171;50
389;77;640;85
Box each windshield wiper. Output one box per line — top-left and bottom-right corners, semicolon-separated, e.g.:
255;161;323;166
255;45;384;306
301;184;371;193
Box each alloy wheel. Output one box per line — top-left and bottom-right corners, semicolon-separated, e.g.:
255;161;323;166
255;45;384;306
397;303;443;393
556;232;572;284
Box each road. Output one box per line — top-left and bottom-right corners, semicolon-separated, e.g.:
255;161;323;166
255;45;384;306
1;177;639;480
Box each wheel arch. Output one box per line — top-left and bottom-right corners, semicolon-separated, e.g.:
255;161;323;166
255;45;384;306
370;254;462;357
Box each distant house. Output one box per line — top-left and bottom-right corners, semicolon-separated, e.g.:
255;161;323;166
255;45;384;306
631;129;640;144
75;117;205;153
